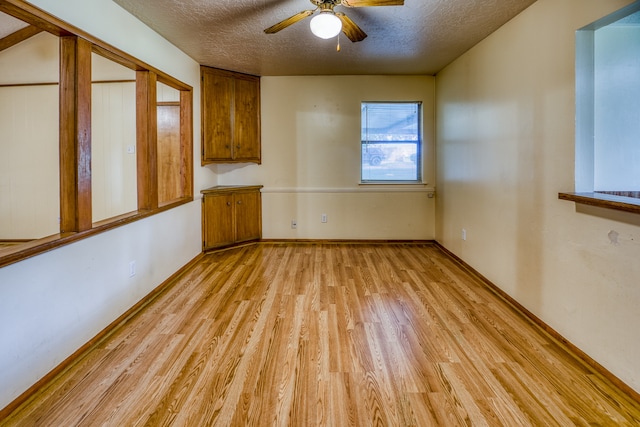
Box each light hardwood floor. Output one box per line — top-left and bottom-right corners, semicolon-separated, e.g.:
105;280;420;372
2;243;640;426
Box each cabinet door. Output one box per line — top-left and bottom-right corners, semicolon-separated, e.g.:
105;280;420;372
202;70;233;161
233;76;261;162
235;190;261;243
203;194;235;249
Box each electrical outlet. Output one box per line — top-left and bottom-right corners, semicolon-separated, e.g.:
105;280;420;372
129;260;136;277
462;229;467;241
321;213;327;223
291;219;297;229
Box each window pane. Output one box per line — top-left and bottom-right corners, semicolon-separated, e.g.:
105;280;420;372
593;10;640;191
157;82;183;205
0;23;60;243
576;6;640;193
361;102;421;182
91;53;137;222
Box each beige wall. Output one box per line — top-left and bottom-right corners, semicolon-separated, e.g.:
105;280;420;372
436;0;640;393
216;75;436;240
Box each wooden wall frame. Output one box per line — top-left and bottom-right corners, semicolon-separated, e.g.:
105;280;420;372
0;0;194;268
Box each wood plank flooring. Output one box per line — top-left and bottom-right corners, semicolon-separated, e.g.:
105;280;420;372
2;243;640;426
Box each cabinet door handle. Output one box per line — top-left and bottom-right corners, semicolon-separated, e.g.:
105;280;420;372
236;145;241;149
237;200;242;205
227;201;231;206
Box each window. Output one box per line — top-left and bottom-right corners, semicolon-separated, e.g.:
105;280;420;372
573;2;640;198
0;29;60;243
91;53;137;222
156;82;185;206
361;102;422;182
562;2;640;213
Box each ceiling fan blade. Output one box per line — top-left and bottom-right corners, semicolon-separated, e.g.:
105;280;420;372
341;0;404;7
335;12;367;42
264;9;315;34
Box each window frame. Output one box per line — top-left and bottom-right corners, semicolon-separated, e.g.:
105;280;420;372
561;1;640;214
0;0;193;268
360;101;423;184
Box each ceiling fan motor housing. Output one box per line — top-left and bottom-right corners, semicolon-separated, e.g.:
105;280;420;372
266;0;404;42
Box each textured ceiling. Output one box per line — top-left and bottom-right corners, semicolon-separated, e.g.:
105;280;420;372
0;0;526;77
112;0;537;76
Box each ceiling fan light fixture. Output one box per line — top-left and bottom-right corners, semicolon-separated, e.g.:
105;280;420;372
309;12;342;39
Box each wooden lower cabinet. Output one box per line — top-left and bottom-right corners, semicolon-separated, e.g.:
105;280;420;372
201;185;262;250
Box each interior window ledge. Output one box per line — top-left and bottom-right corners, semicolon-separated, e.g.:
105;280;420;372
559;192;640;214
0;197;192;269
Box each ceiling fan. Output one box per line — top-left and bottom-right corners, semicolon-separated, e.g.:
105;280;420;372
264;0;404;42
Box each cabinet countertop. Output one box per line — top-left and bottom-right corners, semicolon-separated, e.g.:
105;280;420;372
201;185;263;194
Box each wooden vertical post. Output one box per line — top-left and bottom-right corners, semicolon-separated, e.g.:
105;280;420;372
59;36;92;233
136;70;158;211
180;89;194;200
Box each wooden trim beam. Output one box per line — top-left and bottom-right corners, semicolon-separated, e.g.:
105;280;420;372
0;25;41;51
0;1;71;36
559;191;640;215
59;36;92;233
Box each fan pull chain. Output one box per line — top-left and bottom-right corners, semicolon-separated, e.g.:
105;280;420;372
337;33;341;52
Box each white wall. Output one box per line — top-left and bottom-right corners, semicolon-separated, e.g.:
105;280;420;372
436;0;640;394
0;0;207;409
216;75;436;240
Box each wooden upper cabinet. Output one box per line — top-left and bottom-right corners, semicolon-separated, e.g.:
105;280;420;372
202;70;234;160
234;75;261;161
201;66;261;164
